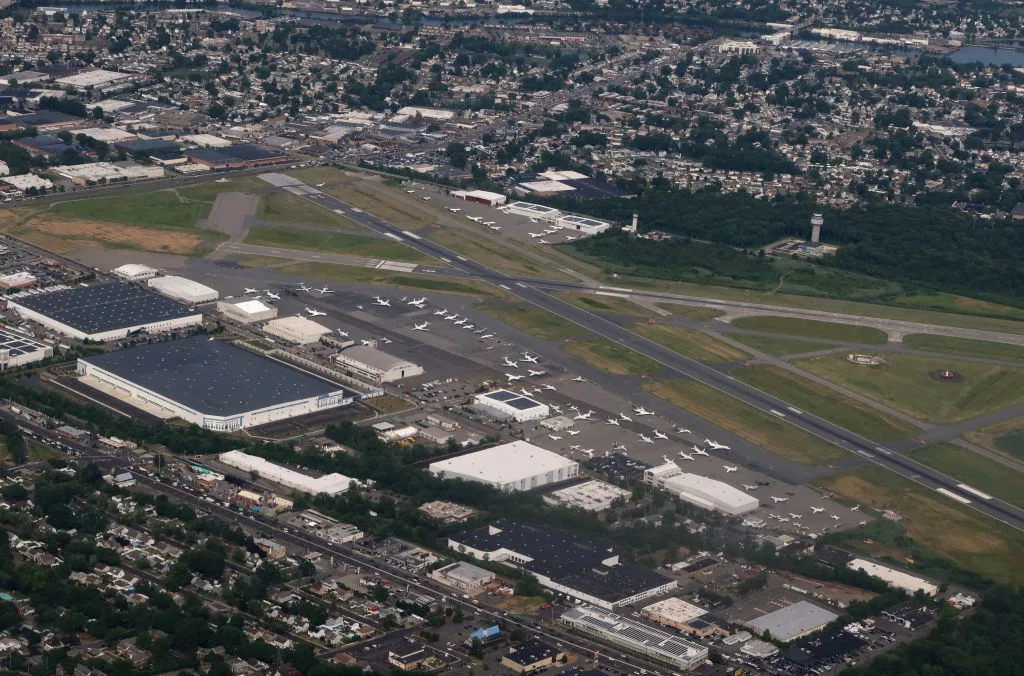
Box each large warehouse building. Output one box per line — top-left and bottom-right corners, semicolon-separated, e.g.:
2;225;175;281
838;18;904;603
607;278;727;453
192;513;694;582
219;450;355;495
449;520;677;609
560;607;707;670
0;326;54;368
644;461;758;515
264;316;330;345
334;345;423;383
846;559;938;596
76;336;356;430
429;441;577;492
147;275;219;304
8;282;202;342
744;601;838;642
217;297;278;324
473;390;549;422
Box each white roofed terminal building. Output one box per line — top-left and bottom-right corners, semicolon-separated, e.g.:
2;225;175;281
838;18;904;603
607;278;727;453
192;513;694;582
429;441;578;492
644;461;758;515
219;450;356;495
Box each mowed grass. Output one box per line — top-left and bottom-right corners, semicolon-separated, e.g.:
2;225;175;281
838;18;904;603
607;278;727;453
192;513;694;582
50;190;213;231
554;292;658;318
908;443;1024;509
729;333;833;356
644;378;849;465
478;302;586;341
902;334;1024;363
430;229;574;281
256;191;366;232
631;323;749;363
796;352;1024;424
236;254;293;268
317;178;435;230
731;316;888;344
177;176;264;202
245;226;430;263
731;365;920;443
563;339;663;377
276;262;506;298
655;303;725;321
962;416;1024;462
820;465;1024;587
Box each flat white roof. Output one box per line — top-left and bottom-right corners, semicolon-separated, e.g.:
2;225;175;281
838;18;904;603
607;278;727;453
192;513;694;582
266;315;330;334
643;597;707;625
231;299;274;315
520;180;575;193
540;169;588;180
847;559;938;595
663;473;759;511
508;201;559;214
56;69;132;87
219;450;354;495
147;276;217;299
429;441;575;484
112;263;158;277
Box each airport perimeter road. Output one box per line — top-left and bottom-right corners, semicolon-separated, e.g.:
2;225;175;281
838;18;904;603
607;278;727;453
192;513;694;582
290;183;1024;533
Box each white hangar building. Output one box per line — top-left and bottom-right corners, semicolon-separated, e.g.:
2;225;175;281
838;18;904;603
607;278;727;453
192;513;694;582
217;297;278;324
219;450;355;495
429;440;578;492
147;275;219;304
334;345;423;383
644;462;758;515
473;389;549;422
111;263;159;281
264;316;331;345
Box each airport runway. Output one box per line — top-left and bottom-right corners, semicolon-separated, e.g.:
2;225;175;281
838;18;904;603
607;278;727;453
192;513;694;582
281;179;1024;533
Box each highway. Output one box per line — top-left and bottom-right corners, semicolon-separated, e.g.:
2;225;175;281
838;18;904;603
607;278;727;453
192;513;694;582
291;183;1024;534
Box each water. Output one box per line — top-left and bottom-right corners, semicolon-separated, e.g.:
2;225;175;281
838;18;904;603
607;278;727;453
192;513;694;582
948;44;1024;67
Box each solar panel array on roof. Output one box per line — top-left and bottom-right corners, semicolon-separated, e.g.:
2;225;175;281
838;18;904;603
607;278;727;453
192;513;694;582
509;201;558;213
11;282;196;336
482;389;518;402
507;397;541;410
561;215;606;227
0;327;50;358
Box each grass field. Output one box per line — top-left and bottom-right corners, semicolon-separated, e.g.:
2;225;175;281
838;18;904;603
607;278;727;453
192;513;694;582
907;443;1024;509
276;262;506;298
902;334;1024;363
236;254;293;268
51;190;213;231
729;333;833;356
654;303;725;321
478;302;586;341
796;352;1024;424
430;229;574;281
820;465;1024;587
630;323;749;363
256;192;365;232
731;316;888;344
563;339;663;376
177;176;264;201
554;292;658;318
318;179;435;230
643;378;849;465
245;226;430;263
962;416;1024;462
27;440;62;462
731;365;920;443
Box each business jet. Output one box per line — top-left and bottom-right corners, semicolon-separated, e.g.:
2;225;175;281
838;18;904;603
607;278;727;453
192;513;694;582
572;376;587;382
830;514;841;521
445;313;459;320
605;418;620;426
634;406;653;416
661;455;674;464
810;506;825;514
412;322;430;331
569;445;581;451
520;388;535;396
264;291;281;300
653;430;668;440
305;307;327;317
462;324;475;330
549;434;562;441
480;334;495;340
297;282;312;292
360;339;373;346
538;239;551;244
488;225;502;231
789;513;803;520
502;357;519;368
447;207;461;213
467;216;483;223
859;520;868;526
529;218;538;224
454;318;468;326
723;465;738;473
582;449;595;458
638;434;654;444
474;329;486;334
541;384;556;391
691;445;709;457
421;196;431;201
337;330;349;338
434;308;448;316
742;484;757;491
315;287;334;295
565;235;578;241
405;190;416;194
528;232;544;238
850;504;861;511
373;296;391;307
777;517;790;523
380;337;392;344
612;444;628;452
521;353;539;363
505;373;524;381
771;496;789;504
566;429;580;436
678;451;694;461
551;405;562;414
574;410;594;420
618;413;632;422
483;221;496;226
244;287;259;294
706;439;731;451
316;182;326;187
675;427;692;435
568;405;579;412
528;369;545;377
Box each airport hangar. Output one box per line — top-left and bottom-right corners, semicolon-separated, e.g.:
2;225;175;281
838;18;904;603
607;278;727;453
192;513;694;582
429;441;578;492
76;335;358;431
7;282;202;342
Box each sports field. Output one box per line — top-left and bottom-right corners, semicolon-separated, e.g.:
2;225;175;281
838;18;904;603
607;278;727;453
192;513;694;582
554;292;657;317
731;365;920;443
902;334;1024;363
631;323;749;363
643;378;848;465
245;226;430;263
563;339;662;377
731;316;889;344
796;352;1024;424
907;443;1024;509
430;229;575;281
729;334;832;356
820;465;1024;587
478;302;586;341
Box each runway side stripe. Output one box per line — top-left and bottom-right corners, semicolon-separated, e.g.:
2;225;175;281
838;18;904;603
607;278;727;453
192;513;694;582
957;483;993;500
936;487;972;504
383;233;402;241
596;291;629;298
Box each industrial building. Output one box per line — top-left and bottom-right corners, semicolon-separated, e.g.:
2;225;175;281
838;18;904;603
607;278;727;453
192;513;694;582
219;450;356;496
743;601;838;642
111;264;159;281
216;297;278;324
429;561;495;594
505;201;561;222
0;326;54;368
846;558;938;596
641;597;708;632
8;282;203;342
146;276;219;304
501;640;565;673
644;462;758;515
448;520;676;609
473;390;549;422
542;480;630;511
76;336;355;430
429;441;578;492
560;607;708;670
264;316;331;345
556;214;611;235
334;345;424;383
0;272;37;289
452;189;507;206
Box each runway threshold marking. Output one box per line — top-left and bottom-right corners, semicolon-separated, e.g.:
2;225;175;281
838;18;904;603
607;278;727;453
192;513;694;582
402;230;423;240
957;483;993;500
936;487;972;504
383;232;402;241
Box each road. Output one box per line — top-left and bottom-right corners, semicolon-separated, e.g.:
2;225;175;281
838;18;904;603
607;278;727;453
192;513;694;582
286;181;1024;533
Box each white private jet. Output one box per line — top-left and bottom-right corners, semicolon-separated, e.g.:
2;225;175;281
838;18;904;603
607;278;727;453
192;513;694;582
454;318;468;326
421;196;431;201
778;517;790;523
488;225;502;231
521;353;539;363
505;373;523;381
408;297;428;306
830;514;841;521
551;405;563;413
723;465;738;473
434;308;448;316
480;334;495;340
859;520;868;526
678;451;694;461
706;439;731;451
462;324;475;330
692;445;709;457
445;313;459;320
380;337;392;344
528;232;544;238
639;434;654;444
305;307;326;317
502;357;519;368
662;455;673;463
568;405;579;412
574;410;594;420
634;406;653;416
337;330;349;338
483;221;496;226
572;376;587;382
264;291;281;300
605;418;619;426
742;484;757;491
360;339;373;346
474;329;486;334
315;287;334;295
529;218;538;224
582;449;595;458
542;384;556;391
789;513;803;520
315;182;326;187
771;496;789;504
297;282;312;292
850;504;861;511
549;434;562;441
467;216;483;223
618;413;632;422
653;430;668;440
612;444;628;452
675;427;692;435
519;388;535;396
538;239;550;244
244;287;259;294
810;506;825;514
566;429;580;436
412;322;430;331
373;296;391;307
447;207;461;213
528;369;545;377
569;445;581;451
405;190;416;194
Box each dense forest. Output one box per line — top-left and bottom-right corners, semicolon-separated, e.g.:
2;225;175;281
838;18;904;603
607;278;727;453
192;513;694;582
553;188;1024;304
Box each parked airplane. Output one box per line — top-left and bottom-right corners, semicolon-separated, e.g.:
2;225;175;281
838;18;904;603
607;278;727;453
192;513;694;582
462;324;475;330
360;339;373;346
447;207;461;213
474;329;486;334
434;308;448;316
467;216;483;223
723;465;738;473
572;376;587;382
810;507;825;514
315;182;326;187
653;430;668;440
541;384;556;391
305;308;326;317
337;330;349;338
634;406;653;416
692;445;709;457
551;405;562;414
662;455;673;464
529;218;538;223
742;484;757;491
297;283;312;292
521;353;539;363
408;297;428;305
678;451;694;461
528;232;544;238
412;322;430;331
830;514;841;521
538;239;551;244
569;445;581;451
315;287;334;295
778;517;790;523
422;196;430;200
850;504;861;511
771;496;789;503
789;513;803;520
639;434;654;444
706;439;731;451
605;419;619;426
480;334;495;340
612;444;628;452
405;190;416;194
574;410;594;420
454;318;468;326
445;314;459;320
549;435;562;441
525;370;543;377
373;296;391;307
618;413;632;422
483;221;496;226
675;427;692;435
488;225;501;231
519;388;535;396
566;429;580;436
502;357;518;368
244;287;259;294
582;449;595;458
505;373;523;381
380;337;392;344
264;291;281;300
